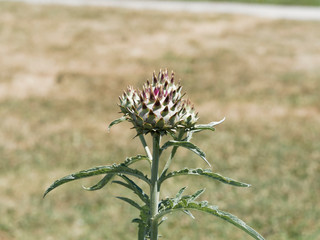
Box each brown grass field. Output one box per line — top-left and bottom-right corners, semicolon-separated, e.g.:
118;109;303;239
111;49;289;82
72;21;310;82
0;2;319;240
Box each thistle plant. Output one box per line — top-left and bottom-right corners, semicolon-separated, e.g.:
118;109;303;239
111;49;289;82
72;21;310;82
44;69;264;240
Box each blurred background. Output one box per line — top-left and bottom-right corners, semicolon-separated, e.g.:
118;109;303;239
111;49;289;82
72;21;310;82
0;0;319;239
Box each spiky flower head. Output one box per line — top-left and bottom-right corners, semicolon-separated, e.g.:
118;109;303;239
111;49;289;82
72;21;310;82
119;69;198;135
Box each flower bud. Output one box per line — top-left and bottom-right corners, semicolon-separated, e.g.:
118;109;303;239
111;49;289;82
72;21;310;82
119;69;198;135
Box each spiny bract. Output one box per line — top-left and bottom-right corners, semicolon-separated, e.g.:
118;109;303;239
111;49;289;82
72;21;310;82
119;69;198;135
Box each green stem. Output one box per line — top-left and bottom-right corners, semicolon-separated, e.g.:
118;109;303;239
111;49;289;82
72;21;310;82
150;133;161;240
139;134;153;163
138;223;147;240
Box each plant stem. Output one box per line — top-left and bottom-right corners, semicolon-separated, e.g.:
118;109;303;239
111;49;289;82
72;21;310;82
150;133;161;240
139;134;153;162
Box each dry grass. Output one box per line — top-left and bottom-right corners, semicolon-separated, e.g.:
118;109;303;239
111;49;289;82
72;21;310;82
0;2;319;240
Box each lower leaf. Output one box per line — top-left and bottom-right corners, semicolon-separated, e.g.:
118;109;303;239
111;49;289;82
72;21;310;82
43;165;150;198
159;168;251;188
83;155;149;191
116;196;142;210
156;199;264;240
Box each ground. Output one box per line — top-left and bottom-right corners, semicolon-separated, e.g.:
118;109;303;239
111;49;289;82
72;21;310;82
0;2;319;240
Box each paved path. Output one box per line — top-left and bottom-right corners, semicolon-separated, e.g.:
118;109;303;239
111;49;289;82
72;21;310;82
3;0;320;21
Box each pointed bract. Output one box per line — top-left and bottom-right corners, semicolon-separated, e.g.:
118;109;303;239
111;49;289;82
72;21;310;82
119;69;199;135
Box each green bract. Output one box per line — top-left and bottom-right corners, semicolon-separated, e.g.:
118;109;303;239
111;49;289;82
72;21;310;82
119;69;198;135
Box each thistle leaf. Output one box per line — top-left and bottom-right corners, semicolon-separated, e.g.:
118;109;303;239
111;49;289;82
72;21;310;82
108;116;127;131
191;203;264;240
160;140;211;167
82;155;149;191
136;206;151;240
156;198;264;240
171;186;188;207
116;196;142;210
159;168;250;187
194;117;225;131
192;127;215;132
113;175;149;204
123;155;150;165
182;209;195;219
43;165;150;198
82;173;114;191
175;186;187;199
188;188;205;202
112;180;129;187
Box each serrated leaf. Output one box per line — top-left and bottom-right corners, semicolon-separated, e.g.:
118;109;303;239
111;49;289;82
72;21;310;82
159;168;250;188
108;116;127;131
186;117;225;135
188;188;205;202
121;175;149;203
199;200;208;207
161;140;211;167
113;175;149;204
82;155;149;191
82;173;114;191
123;155;150;165
175;186;187;199
43;165;150;198
172;186;188;207
194;117;225;131
156;199;264;240
182;209;195;219
137;205;150;240
116;196;142;210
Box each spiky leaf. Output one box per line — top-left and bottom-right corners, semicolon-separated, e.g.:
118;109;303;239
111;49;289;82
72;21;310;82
43;165;150;198
188;188;205;202
159;168;250;187
123;155;150;165
82;173;114;191
156;197;264;240
184;118;225;141
160;140;211;167
82;155;149;191
135;205;151;240
108;116;127;131
113;175;149;204
193;117;225;132
116;196;142;210
182;209;195;219
175;186;187;199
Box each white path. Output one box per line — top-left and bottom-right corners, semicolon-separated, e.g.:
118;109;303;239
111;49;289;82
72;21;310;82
2;0;320;21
